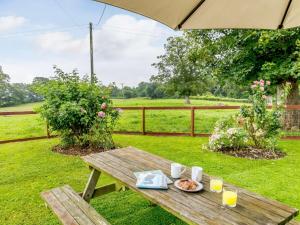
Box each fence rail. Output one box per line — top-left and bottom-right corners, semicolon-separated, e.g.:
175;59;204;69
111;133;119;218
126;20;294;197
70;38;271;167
1;105;300;144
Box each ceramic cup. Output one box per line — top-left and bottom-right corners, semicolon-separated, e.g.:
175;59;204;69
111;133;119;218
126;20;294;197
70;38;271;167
191;166;203;182
171;163;186;179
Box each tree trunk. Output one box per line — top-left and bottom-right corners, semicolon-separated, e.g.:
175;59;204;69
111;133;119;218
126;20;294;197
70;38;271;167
283;80;300;131
184;96;191;104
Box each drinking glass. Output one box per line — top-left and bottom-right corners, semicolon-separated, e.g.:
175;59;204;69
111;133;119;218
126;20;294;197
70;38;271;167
222;187;238;207
210;177;223;193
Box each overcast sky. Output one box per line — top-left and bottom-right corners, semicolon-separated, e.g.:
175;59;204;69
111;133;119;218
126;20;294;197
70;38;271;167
0;0;177;86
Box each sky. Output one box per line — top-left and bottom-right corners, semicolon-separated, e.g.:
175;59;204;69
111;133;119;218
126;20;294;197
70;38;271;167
0;0;177;86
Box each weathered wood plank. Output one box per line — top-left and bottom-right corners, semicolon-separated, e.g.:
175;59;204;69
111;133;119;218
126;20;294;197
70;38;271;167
83;155;215;225
62;185;111;225
120;147;298;224
287;219;300;225
51;187;95;225
124;147;298;215
82;169;101;202
42;186;111;225
79;184;116;199
41;191;79;225
82;147;299;225
117;148;293;221
88;153;266;225
93;152;266;225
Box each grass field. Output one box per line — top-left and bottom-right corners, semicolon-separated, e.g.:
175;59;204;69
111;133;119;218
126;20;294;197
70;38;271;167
1;99;300;224
1;99;298;141
0;135;300;224
0;99;240;140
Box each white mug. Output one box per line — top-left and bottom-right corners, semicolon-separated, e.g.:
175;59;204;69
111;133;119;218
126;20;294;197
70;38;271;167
191;166;203;182
171;163;186;179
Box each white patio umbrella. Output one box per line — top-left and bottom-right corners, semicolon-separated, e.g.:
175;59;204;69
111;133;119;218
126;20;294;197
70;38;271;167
94;0;300;30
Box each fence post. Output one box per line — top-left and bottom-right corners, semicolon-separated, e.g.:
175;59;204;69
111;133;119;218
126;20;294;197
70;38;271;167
46;122;50;138
142;107;146;135
191;107;195;137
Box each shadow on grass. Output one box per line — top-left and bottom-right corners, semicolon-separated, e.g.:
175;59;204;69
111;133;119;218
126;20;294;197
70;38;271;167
91;190;187;225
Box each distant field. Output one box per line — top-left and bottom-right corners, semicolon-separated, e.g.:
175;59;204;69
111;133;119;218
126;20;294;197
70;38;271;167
0;98;297;140
113;98;243;107
0;99;240;140
0;102;42;112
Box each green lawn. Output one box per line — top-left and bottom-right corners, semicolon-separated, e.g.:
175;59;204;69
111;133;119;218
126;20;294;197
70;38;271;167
0;135;299;224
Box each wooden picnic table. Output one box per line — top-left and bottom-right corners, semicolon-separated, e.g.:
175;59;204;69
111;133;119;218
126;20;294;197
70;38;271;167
81;147;299;225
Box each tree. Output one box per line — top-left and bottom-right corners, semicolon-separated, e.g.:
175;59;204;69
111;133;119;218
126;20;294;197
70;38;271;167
0;67;12;106
215;29;300;129
146;82;165;99
123;86;137;99
32;76;50;86
151;34;213;104
135;82;148;97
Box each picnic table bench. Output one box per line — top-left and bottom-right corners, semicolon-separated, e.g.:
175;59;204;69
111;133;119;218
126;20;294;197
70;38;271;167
42;146;299;225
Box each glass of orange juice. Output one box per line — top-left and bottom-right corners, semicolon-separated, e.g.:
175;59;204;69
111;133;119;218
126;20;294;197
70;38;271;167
222;187;238;207
210;177;223;193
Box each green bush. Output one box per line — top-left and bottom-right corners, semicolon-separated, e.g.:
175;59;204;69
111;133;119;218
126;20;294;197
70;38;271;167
35;67;119;149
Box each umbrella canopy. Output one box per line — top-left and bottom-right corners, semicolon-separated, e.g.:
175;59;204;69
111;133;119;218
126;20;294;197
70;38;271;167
94;0;299;30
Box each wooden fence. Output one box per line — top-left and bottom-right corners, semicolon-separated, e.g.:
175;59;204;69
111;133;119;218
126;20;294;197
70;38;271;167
1;105;300;144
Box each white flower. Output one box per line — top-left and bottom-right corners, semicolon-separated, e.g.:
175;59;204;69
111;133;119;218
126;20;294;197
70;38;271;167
227;128;237;135
210;134;221;141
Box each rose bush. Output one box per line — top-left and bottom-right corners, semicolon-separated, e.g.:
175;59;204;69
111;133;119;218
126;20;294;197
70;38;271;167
208;80;290;151
35;67;119;149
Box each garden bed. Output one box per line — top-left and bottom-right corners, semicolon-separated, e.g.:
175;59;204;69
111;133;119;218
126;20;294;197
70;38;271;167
52;145;112;156
218;147;286;160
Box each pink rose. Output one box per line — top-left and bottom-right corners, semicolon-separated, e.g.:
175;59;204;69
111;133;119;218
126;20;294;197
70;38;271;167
254;80;259;85
101;103;107;110
251;84;257;89
260;79;264;86
266;81;271;85
97;111;106;118
260;87;264;91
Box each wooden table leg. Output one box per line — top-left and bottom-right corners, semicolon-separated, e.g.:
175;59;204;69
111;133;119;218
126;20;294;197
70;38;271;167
82;168;101;202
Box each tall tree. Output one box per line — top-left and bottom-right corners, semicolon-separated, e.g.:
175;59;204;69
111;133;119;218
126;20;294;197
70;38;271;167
215;29;300;129
151;33;213;104
0;67;14;107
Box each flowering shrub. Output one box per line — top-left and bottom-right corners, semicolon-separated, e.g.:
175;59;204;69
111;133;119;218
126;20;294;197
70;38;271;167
239;80;283;149
208;117;248;151
35;67;119;149
209;80;289;151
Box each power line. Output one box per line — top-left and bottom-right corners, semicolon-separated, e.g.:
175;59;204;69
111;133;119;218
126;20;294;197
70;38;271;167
94;26;167;38
96;4;107;26
0;25;88;39
0;24;168;39
53;0;80;27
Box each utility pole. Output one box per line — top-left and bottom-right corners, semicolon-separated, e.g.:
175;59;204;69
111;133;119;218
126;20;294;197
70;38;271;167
121;83;124;98
89;22;95;84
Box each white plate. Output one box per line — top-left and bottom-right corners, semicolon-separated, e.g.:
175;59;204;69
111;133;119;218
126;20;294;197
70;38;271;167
174;179;203;192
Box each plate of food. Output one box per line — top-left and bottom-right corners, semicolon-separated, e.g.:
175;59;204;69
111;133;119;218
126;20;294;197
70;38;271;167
174;179;203;192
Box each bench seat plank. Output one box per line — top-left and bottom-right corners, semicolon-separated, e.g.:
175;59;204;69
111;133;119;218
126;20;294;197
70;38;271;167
41;185;110;225
287;220;300;225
